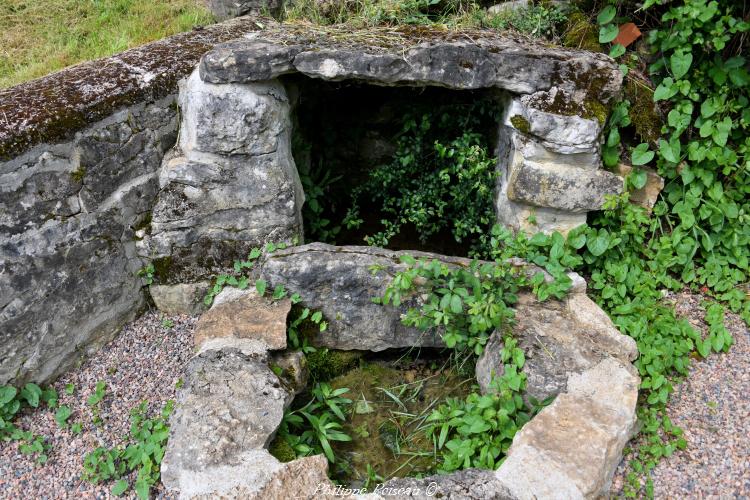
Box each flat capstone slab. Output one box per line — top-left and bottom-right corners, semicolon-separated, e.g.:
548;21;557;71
199;22;622;105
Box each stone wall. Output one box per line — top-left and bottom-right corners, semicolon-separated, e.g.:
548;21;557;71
1;19;626;386
0;17;262;385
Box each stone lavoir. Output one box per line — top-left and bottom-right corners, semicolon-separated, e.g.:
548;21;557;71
0;18;636;500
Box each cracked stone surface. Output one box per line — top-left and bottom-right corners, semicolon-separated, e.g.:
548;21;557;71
142;70;304;282
199;23;622;105
161;345;293;493
476;291;638;404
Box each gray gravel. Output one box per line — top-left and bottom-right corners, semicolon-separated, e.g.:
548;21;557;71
611;292;750;498
0;311;196;499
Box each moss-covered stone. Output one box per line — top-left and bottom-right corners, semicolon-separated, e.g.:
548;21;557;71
625;77;662;143
269;435;297;462
562;12;602;53
306;348;362;382
527;88;609;126
152;256;174;284
510;115;531;134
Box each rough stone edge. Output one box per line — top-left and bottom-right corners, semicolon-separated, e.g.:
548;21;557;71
164;245;637;499
0;16;268;161
261;242;587;295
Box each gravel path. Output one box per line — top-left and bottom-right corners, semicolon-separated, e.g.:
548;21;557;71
611;292;750;498
0;311;196;500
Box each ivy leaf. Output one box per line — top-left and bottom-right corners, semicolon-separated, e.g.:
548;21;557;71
631;170;648;190
134;479;149;500
21;384;42;408
659;138;681;163
55;405;72;427
0;386;17;405
255;279;267;296
450;294;463;314
597;5;616;25
712;117;732;147
609;43;626;58
586;230;611;257
631;143;654;165
653;78;677;101
670;52;693;79
599;24;619;43
700;99;718;118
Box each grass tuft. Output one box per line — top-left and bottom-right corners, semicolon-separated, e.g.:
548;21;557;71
0;0;213;89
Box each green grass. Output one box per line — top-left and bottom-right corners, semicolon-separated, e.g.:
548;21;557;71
0;0;214;89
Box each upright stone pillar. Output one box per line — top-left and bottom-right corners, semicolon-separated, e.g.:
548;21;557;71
143;70;303;281
495;88;624;235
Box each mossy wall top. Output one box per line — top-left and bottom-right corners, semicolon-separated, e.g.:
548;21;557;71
0;16;265;161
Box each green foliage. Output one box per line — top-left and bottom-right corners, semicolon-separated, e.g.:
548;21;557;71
488;194;735;496
137;264;155;286
378;235;569;471
276;382;353;464
0;383;57;463
481;4;567;39
643;0;750;325
202;241;296;307
299;159;343;242
425;361;531;472
203;247;263;306
82;400;174;499
381;254;526;356
344;101;500;252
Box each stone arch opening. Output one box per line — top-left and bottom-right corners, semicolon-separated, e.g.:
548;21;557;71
285;75;502;256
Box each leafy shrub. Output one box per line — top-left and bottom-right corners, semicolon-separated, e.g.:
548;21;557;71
343;101;500;252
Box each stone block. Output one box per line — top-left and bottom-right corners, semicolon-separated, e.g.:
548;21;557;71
615;163;664;212
150;282;210;316
507;161;624;212
193;288;291;350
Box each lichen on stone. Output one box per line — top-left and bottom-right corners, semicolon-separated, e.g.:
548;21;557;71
70;167;86;183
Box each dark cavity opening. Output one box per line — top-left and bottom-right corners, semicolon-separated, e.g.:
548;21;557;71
284;76;503;257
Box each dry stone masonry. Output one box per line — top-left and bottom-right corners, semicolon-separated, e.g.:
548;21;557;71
1;17;641;500
0;17;264;386
142;22;626;274
162;244;639;499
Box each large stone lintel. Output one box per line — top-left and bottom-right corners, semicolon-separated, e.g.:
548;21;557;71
199;25;622;104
